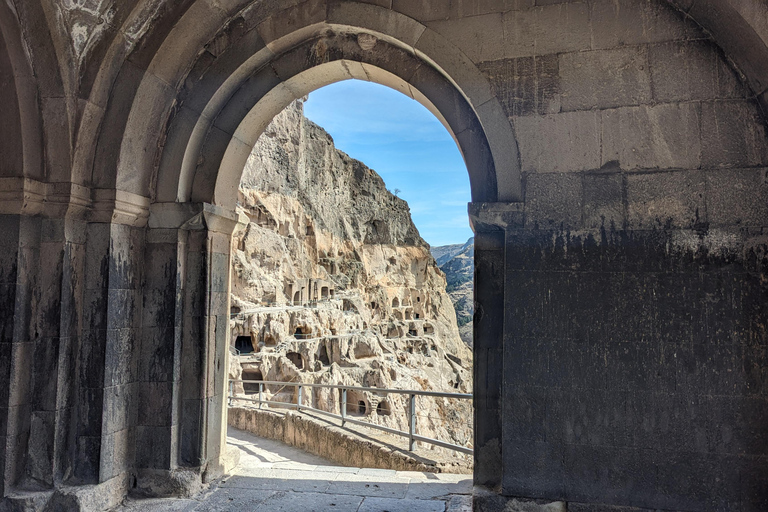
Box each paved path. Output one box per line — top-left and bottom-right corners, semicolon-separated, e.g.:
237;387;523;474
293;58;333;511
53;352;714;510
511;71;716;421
116;427;472;511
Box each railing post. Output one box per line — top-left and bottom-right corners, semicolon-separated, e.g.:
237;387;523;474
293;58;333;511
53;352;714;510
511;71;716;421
409;393;416;451
341;388;347;427
228;380;233;406
259;382;263;409
297;385;302;412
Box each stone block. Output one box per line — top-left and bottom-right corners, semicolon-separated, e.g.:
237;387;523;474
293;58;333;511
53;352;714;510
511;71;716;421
514;110;601;173
601;103;701;170
626;170;706;229
108;224;142;291
583;172;625;229
503;3;591;59
408;63;473;136
41;218;65;244
107;288;138;330
103;384;133;434
25;410;55;486
413;26;494;107
701;100;768;168
650;40;747;103
0;284;16;343
55;337;77;411
328;1;425;47
74;435;101;482
139;327;178;383
79;330;106;389
61;245;85;338
41;97;73;183
213;65;282;137
478;55;560;117
138;381;174;427
136;425;174;469
146;0;228;85
77;387;104;437
85;223;111;291
83;289;108;332
524;172;583;228
99;427;132;480
256;0;326;47
589;0;704;50
179;399;202;467
559;47;652;111
0;215;19;285
426;13;505;63
116;72;176;197
104;328;137;387
32;337;60;411
706;168;768;227
392;0;450;21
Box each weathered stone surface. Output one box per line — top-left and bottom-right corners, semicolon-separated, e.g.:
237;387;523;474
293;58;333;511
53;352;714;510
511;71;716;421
479;55;560;117
503;3;592;58
559;47;652;111
701;100;768;168
589;0;705;49
514;111;601;173
649;40;747;102
601;103;701;170
524;172;583;228
626;170;706;229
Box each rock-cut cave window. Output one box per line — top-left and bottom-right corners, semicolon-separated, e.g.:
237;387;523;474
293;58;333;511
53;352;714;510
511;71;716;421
235;335;253;354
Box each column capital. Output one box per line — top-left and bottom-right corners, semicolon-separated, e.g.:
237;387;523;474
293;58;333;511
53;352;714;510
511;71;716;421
148;202;242;235
468;202;524;233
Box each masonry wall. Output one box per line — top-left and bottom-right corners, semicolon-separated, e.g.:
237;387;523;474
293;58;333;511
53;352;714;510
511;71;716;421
446;1;768;509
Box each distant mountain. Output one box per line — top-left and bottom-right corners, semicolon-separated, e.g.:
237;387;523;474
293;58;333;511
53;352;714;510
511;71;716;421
431;242;467;267
431;238;474;347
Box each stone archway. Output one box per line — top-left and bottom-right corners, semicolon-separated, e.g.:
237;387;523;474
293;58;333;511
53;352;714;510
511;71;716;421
2;0;768;510
115;3;514;501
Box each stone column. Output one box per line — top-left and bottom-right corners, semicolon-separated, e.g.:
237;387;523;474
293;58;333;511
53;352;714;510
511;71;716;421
139;203;238;494
74;220;144;488
0;214;37;497
469;202;524;491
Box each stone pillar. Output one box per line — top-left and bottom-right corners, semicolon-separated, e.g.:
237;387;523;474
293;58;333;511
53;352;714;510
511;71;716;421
469;203;524;491
0;214;36;497
75;221;143;487
140;203;237;494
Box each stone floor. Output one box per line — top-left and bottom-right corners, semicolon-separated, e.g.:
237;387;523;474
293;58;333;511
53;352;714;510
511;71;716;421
115;427;473;511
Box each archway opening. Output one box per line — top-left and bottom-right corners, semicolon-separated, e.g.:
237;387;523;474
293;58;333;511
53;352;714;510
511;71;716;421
210;38;489;471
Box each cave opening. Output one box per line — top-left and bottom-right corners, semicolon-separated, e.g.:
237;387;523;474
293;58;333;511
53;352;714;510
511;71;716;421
235;335;254;354
376;400;391;416
318;344;330;366
287;351;304;369
242;369;263;393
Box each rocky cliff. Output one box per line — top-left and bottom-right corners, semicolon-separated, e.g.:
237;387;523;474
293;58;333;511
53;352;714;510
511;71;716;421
229;100;472;455
432;238;474;347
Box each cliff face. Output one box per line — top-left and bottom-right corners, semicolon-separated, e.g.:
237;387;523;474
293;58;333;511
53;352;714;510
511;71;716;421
432;238;475;347
229;100;472;454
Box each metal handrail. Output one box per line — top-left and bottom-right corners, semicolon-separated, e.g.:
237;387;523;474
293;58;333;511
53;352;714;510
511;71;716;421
228;379;472;455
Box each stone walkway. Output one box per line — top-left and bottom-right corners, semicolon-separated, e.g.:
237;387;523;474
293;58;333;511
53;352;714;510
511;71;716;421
116;427;472;511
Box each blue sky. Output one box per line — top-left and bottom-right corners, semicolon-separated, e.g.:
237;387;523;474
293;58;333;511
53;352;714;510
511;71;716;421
303;80;473;248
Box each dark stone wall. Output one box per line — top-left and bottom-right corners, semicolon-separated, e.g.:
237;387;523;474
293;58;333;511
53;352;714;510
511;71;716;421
500;227;768;510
